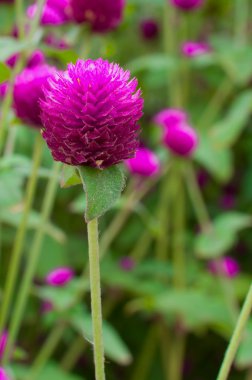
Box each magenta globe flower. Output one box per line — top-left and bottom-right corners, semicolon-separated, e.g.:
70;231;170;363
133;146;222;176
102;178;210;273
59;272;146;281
13;64;56;128
126;147;160;177
182;41;211;57
41;58;143;168
69;0;125;32
46;267;74;286
0;331;8;359
163;123;198;156
119;257;135;271
208;257;239;278
6;50;45;69
140;19;159;40
27;0;70;25
154;108;187;129
170;0;205;11
0;368;10;380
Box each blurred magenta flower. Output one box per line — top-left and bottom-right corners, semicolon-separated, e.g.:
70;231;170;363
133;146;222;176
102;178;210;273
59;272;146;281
27;0;70;25
163;123;198;156
170;0;204;11
208;257;240;278
46;267;74;286
0;83;8;99
44;34;69;49
0;368;10;380
219;193;236;210
154;108;187;129
69;0;125;32
126;147;160;177
13;64;56;127
140;19;159;40
6;50;45;69
119;257;135;271
182;41;211;57
0;331;8;359
41;58;143;168
41;300;54;314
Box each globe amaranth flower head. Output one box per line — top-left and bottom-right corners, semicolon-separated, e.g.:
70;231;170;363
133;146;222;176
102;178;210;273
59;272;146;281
0;368;10;380
154;108;187;129
6;50;45;69
126;147;160;177
13;64;57;128
163;123;198;157
182;41;211;57
69;0;125;32
41;58;144;169
46;267;74;286
170;0;205;11
140;19;159;40
208;257;239;278
27;0;70;25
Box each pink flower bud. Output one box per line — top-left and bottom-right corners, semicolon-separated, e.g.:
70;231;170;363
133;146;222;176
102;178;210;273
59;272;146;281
182;41;211;57
126;147;160;177
46;267;74;286
154;108;188;129
170;0;205;11
208;257;240;278
140;19;159;40
0;368;10;380
119;257;135;271
163;123;198;156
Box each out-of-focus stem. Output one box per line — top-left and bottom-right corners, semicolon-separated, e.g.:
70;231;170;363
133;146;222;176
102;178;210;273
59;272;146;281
234;0;249;44
0;134;43;341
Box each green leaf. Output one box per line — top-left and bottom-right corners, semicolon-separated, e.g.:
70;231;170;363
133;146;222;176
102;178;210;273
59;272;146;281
0;61;10;81
0;37;27;61
12;362;84;380
60;164;82;188
69;306;132;365
210;91;252;148
195;212;252;259
78;165;125;221
127;54;177;74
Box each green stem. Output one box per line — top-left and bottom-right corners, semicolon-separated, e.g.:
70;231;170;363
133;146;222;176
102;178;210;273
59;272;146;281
3;161;61;365
216;285;252;380
0;134;43;339
234;0;249;44
130;324;159;380
25;324;65;380
87;218;105;380
16;0;25;40
61;336;86;372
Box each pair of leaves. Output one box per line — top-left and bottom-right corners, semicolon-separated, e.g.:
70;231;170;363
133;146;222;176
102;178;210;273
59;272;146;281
61;165;125;222
195;212;252;259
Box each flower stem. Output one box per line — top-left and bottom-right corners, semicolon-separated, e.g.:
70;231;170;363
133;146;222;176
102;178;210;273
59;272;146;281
61;336;86;372
87;218;105;380
3;161;61;365
0;134;43;340
234;0;249;43
216;285;252;380
25;323;65;380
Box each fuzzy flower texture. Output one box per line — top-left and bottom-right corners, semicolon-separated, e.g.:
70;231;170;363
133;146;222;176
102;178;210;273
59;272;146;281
41;58;143;169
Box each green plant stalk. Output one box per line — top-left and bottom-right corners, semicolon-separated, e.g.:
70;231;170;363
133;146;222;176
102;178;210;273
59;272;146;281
130;324;159;380
25;323;65;380
16;0;25;40
0;134;43;339
234;0;249;43
216;285;252;380
3;161;61;365
87;218;105;380
61;336;86;372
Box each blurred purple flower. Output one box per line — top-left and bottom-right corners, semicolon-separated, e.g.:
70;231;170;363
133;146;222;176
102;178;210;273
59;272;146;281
0;83;8;99
140;19;159;40
69;0;125;32
163;123;198;156
154;108;188;129
197;169;209;188
0;368;10;380
41;58;143;168
6;50;45;69
46;267;74;286
170;0;205;11
126;147;160;177
182;41;211;57
41;300;54;314
219;193;236;210
44;34;69;49
27;0;70;25
119;257;135;271
208;257;240;278
13;64;56;127
0;331;8;359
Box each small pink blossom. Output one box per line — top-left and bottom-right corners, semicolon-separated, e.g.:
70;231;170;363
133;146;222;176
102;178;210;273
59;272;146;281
182;41;211;57
163;123;198;157
0;368;10;380
140;19;159;40
154;108;188;129
119;257;135;271
126;147;160;177
46;267;74;286
208;257;240;278
170;0;205;11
